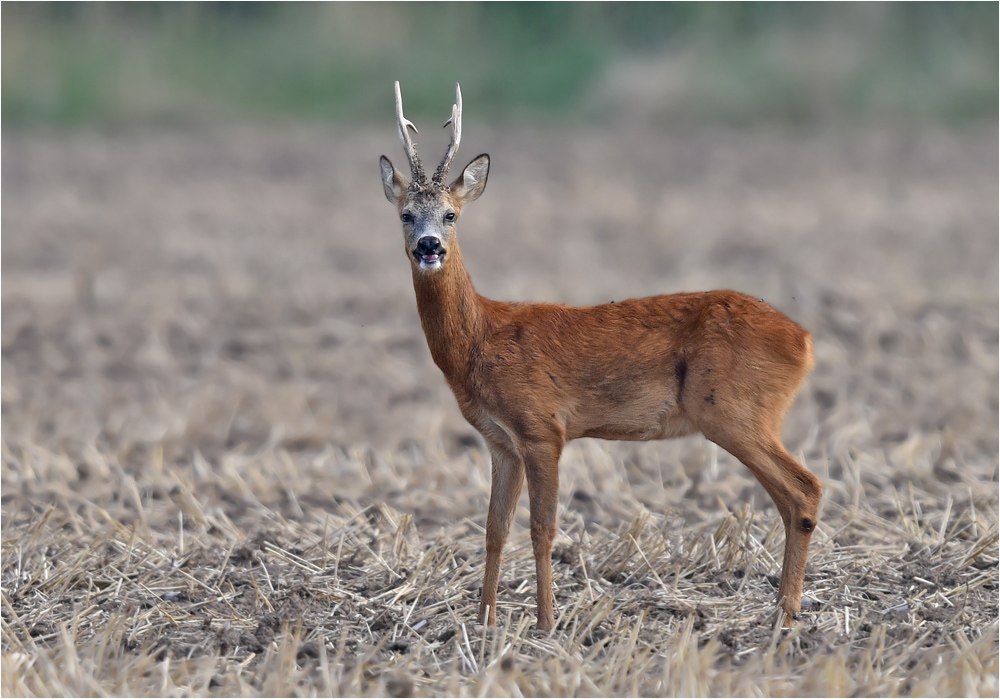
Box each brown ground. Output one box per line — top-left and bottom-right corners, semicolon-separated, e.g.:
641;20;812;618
2;123;998;696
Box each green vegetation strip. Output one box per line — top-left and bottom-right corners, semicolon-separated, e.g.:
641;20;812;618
2;2;997;127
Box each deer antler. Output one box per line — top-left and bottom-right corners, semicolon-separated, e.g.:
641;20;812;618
395;81;425;184
433;83;463;185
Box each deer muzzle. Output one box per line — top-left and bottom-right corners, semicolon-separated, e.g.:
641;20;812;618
414;236;446;268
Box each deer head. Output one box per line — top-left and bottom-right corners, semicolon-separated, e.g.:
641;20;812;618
380;82;489;272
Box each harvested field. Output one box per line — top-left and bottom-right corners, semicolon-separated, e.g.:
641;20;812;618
2;123;998;696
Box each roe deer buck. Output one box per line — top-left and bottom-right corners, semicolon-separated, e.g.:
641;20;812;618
379;82;822;631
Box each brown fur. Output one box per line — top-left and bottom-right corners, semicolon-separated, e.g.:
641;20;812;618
380;87;821;631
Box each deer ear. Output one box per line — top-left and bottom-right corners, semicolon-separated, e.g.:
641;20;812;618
380;156;408;204
450;154;489;204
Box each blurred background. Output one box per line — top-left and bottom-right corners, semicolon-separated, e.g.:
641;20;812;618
3;1;997;128
2;1;997;477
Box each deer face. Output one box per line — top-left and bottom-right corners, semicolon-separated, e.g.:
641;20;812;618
380;155;490;272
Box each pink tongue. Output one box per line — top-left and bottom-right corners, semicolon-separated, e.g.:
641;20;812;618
423;254;438;261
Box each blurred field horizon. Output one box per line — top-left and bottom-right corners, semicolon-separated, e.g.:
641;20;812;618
3;3;998;697
2;2;998;130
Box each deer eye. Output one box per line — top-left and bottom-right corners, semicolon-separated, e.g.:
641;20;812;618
400;213;413;224
444;211;456;223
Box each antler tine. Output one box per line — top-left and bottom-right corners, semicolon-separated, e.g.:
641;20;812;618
395;81;425;183
434;83;463;184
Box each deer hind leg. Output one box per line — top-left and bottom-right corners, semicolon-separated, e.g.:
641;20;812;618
769;443;821;619
521;440;562;631
682;338;819;621
689;368;821;621
479;441;525;626
718;433;822;621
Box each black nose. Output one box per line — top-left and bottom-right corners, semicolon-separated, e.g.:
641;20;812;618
416;237;444;256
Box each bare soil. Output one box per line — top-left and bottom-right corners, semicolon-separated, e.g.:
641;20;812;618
2;123;998;696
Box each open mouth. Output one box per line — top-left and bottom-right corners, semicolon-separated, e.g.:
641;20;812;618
414;251;444;265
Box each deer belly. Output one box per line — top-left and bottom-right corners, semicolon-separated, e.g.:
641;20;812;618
576;395;695;442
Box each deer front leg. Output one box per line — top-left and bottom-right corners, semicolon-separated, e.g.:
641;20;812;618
522;441;562;631
479;442;524;626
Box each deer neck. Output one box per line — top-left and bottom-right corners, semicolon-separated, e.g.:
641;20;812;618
412;244;487;378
